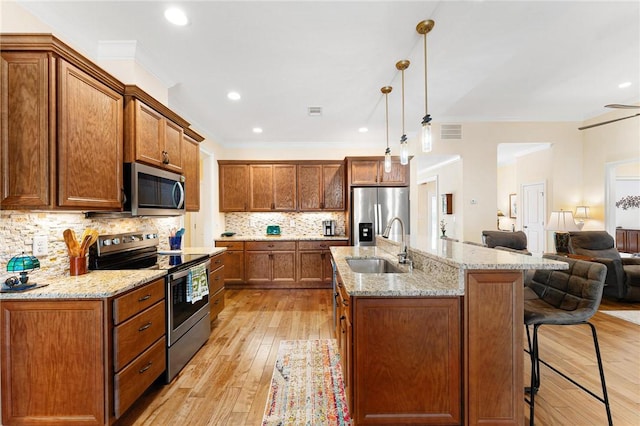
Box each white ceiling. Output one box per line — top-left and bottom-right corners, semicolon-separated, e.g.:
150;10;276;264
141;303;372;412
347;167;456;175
14;0;640;153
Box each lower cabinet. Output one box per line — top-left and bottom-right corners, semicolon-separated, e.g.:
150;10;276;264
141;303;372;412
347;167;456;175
245;241;297;287
209;252;225;323
616;228;640;253
336;293;462;425
0;278;166;425
216;239;349;288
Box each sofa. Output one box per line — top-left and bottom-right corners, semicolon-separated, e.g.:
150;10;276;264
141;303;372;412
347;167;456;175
568;231;640;301
481;230;531;255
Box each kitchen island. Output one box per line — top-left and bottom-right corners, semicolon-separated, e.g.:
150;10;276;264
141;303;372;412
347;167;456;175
331;238;567;426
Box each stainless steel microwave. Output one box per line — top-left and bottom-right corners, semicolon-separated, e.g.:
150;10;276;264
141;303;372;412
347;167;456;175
124;163;186;216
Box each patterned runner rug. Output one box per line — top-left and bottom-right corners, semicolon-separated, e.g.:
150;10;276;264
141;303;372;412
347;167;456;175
262;339;351;426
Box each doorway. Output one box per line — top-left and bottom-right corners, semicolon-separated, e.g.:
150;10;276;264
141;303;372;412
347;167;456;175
521;182;546;254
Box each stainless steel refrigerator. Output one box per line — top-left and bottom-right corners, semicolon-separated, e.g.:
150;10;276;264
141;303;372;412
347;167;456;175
351;187;410;246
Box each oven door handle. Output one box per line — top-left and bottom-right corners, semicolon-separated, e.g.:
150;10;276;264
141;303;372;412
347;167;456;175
168;259;211;282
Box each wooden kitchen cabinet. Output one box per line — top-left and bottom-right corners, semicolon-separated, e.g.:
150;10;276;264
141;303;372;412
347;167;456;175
249;164;297;211
182;131;201;211
616;228;640;253
352;297;461;425
218;163;249;212
1;37;124;210
209;252;225;322
297;240;348;287
1;278;166;425
347;156;408;186
58;59;123;209
245;241;297;287
124;94;184;173
215;241;245;286
298;162;345;211
335;271;352;406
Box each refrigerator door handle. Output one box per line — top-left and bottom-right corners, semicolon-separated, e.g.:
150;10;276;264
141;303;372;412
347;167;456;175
377;203;383;234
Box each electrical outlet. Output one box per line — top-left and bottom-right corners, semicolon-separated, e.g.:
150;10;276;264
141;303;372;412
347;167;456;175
470;199;478;205
290;219;296;227
33;235;48;256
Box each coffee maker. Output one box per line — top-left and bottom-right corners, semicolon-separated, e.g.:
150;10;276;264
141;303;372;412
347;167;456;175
323;220;336;236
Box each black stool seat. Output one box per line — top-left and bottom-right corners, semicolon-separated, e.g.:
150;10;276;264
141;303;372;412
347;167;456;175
524;254;612;425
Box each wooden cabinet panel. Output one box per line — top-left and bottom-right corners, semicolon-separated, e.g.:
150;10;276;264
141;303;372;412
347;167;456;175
164;119;183;173
322;163;345;210
246;241;296;251
298;164;322;210
466;271;523;425
245;251;272;285
273;164;297;210
616;228;640;253
209;289;225;321
134;101;164;165
113;301;165;371
113;278;165;324
298;250;324;285
114;336;166;418
245;241;296;286
1;300;106;425
1;51;53;208
182;134;200;211
272;251;296;284
58;59;123;209
348;157;408;186
215;243;245;286
219;164;248;211
249;164;273;211
353;297;461;425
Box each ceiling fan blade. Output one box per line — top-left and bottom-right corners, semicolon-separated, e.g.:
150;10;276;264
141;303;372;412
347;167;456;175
578;113;640;130
605;104;640;109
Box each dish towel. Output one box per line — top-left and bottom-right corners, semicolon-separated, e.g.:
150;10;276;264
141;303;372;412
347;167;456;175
187;263;209;303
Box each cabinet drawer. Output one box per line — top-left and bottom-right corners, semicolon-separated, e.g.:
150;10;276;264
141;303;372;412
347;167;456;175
246;241;296;251
114;301;166;371
298;240;348;250
210;266;225;294
215;240;244;250
114;336;166;418
113;278;165;325
210;288;225;321
211;252;224;269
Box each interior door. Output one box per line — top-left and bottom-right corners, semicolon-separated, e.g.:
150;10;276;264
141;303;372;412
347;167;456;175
522;182;546;254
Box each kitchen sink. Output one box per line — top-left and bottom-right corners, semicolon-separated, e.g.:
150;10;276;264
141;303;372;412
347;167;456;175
346;258;406;274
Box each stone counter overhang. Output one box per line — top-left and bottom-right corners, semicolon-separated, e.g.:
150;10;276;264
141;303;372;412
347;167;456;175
0;247;227;300
331;238;568;297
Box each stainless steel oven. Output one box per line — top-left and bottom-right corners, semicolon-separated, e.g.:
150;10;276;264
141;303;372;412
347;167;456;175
165;258;211;382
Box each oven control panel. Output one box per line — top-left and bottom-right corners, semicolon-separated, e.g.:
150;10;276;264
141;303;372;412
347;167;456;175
93;231;159;256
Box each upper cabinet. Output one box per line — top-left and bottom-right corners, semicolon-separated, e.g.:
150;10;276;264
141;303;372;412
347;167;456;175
249;164;297;211
1;35;125;210
218;160;346;212
124;86;189;173
347;157;409;186
182;129;203;212
298;162;345;211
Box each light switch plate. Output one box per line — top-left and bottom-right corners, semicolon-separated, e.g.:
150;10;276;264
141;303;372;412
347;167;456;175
33;235;48;256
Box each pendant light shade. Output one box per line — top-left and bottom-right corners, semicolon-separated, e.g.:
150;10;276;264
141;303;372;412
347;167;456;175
417;19;435;153
381;86;393;173
396;60;410;166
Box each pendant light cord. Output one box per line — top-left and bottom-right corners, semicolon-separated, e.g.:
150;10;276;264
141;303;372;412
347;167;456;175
423;33;428;116
385;91;390;149
401;68;405;135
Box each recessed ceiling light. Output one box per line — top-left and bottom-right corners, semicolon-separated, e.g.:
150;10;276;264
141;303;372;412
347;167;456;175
358;127;368;133
252;127;263;134
227;91;241;101
164;7;188;26
618;81;632;89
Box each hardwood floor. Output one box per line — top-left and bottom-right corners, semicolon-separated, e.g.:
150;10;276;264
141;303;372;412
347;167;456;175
116;289;640;426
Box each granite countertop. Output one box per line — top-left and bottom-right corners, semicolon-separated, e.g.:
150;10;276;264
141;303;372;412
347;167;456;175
0;269;167;300
216;235;349;241
331;239;568;297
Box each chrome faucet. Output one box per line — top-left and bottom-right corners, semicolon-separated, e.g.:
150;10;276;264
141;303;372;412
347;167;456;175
382;216;410;265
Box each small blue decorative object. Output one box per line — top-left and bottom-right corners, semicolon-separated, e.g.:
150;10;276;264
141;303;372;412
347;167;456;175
6;252;40;285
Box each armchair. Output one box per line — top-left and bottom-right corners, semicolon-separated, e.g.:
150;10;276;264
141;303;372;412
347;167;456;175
481;230;531;255
568;231;640;301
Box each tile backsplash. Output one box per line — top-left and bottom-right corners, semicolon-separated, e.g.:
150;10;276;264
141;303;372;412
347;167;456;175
224;212;346;237
1;211;182;281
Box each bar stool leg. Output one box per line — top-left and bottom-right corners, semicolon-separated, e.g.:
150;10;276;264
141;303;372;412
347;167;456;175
588;323;613;426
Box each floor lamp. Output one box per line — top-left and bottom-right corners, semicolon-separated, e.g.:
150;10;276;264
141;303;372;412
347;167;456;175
545;210;580;253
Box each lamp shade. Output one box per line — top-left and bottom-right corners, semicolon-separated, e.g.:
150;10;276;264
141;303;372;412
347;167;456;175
545;211;580;232
6;253;40;273
574;206;590;219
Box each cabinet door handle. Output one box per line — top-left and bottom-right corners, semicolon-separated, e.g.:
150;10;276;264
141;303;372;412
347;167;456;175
139;362;153;374
162;151;170;164
268;244;274;248
214;276;221;281
138;322;152;332
138;294;151;302
342;300;349;307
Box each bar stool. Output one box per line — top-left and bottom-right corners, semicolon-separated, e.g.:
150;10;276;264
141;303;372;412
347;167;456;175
523;254;613;425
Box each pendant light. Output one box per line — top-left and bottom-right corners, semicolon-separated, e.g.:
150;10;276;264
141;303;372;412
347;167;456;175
381;86;393;173
417;19;435;152
396;60;410;165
